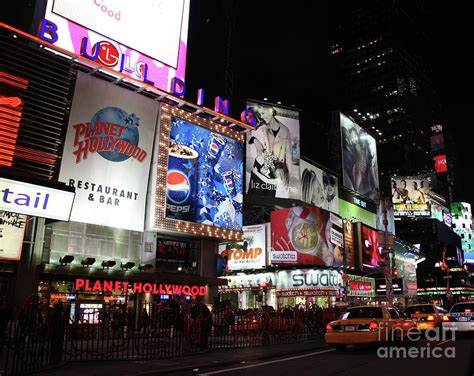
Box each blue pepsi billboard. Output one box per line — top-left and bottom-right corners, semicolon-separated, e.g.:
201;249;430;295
165;117;244;230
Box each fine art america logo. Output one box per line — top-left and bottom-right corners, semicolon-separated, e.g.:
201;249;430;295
72;107;148;164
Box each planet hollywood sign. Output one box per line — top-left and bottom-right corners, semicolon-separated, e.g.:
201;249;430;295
75;278;207;296
37;19;257;128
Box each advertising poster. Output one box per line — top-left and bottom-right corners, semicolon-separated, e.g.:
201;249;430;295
300;160;339;214
345;275;375;297
343;220;355;269
271;206;344;267
391;175;433;218
340;113;379;200
0;211;27;260
357;224;385;268
245;101;300;201
59;71;158;231
155;238;189;266
165;117;243;230
218;224;267;271
43;0;190;91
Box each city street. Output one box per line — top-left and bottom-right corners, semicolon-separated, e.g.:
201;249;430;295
168;335;474;376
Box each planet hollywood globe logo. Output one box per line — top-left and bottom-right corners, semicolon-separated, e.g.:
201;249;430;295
72;107;148;164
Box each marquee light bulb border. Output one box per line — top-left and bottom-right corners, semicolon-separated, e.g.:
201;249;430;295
153;104;244;241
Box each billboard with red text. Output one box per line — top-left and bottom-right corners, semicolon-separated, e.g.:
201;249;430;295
59;71;159;231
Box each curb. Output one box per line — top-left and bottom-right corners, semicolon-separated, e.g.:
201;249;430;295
137;342;330;375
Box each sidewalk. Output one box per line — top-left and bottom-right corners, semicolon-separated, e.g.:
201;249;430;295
35;338;328;376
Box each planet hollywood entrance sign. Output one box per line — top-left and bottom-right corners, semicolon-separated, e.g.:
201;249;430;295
75;278;207;296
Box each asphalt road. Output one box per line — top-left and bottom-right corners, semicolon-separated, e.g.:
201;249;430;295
170;334;474;376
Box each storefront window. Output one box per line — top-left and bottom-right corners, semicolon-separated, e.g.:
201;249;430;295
43;221;142;268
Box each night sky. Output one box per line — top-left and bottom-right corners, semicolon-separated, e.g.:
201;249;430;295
187;1;473;207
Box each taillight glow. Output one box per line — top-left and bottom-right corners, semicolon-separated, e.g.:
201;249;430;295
427;315;435;321
465;309;471;313
442;315;449;321
326;323;333;332
369;321;378;330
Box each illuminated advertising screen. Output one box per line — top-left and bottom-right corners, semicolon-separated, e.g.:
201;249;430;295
391;175;433;219
300;160;339;214
155;238;189;265
340;113;379;200
357;223;385;268
165;117;243;230
338;198;377;228
441;243;464;269
0;211;27;260
59;71;158;231
146;105;244;241
345;275;375;297
451;202;473;263
270;206;344;267
43;0;190;91
376;278;404;296
245;100;301;201
343;220;355;269
218;224;267;271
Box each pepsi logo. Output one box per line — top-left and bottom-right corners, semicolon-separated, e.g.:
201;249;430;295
209;141;219;157
166;170;191;204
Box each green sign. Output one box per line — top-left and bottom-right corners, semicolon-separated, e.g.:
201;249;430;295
338;199;377;228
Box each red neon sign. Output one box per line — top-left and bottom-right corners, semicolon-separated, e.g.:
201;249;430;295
75;278;207;296
349;282;372;291
434;155;448;173
0;71;28;167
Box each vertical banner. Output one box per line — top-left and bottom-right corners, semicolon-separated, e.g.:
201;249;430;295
300;160;339;214
340;113;379;200
343;219;355;269
0;211;27;260
245;101;300;201
59;71;158;231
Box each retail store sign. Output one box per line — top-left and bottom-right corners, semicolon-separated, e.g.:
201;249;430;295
276;269;342;290
75;278;207;296
0;178;75;220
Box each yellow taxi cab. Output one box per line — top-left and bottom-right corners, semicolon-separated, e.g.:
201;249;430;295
404;304;445;331
325;305;416;350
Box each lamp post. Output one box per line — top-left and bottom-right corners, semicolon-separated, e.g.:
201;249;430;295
377;194;394;305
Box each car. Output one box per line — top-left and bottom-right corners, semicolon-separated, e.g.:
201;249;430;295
404;304;445;331
324;305;417;350
442;302;474;332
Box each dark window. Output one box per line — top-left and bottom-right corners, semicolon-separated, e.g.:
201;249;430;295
340;307;383;319
387;307;400;319
450;303;474;313
405;305;435;315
